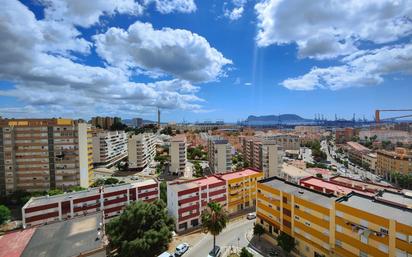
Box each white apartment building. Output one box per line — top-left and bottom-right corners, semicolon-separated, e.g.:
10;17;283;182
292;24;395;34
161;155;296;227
92;131;128;167
208;137;232;173
261;140;284;178
170;135;187;175
128;133;156;171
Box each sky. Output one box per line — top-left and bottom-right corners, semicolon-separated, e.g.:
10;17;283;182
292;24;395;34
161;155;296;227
0;0;411;123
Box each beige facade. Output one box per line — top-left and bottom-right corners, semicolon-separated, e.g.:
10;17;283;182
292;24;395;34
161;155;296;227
208;137;232;173
0;118;93;194
128;133;156;171
170;135;187;175
376;148;412;178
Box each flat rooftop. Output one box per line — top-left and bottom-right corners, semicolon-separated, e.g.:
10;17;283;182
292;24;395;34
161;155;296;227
330;176;399;192
300;177;374;196
0;228;36;257
169;176;224;191
261;177;336;209
378;191;412;208
338;194;412;226
21;213;104;257
347;141;370;152
282;163;311;178
24;179;156;208
218;169;262;181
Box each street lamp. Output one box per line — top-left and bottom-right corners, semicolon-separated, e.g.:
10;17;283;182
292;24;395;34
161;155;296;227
237;237;240;252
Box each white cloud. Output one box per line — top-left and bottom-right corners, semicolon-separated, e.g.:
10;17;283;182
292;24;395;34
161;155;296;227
225;6;244;21
255;0;412;59
281;43;412;90
0;0;209;117
223;0;247;21
40;0;144;28
144;0;196;14
244;82;252;86
93;21;232;83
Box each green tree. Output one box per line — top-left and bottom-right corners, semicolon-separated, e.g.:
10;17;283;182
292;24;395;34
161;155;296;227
240;247;253;257
253;223;265;240
0;205;11;225
91;178;105;187
47;189;64;196
277;231;295;253
104;177;119;185
193;161;203;177
160;181;167;203
106;200;174;257
315;173;323;179
201;202;228;252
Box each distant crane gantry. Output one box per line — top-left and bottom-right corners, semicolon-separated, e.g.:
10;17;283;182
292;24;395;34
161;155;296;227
375;109;412;124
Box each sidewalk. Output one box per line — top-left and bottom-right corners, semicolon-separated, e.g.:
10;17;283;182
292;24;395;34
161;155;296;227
245;230;287;257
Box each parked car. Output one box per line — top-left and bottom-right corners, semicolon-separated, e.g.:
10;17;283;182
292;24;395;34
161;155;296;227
207;246;221;257
247;212;256;220
175;243;189;256
158;252;173;257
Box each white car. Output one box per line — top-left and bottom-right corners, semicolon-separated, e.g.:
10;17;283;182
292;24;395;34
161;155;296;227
207;246;221;257
247;212;256;220
158;252;173;257
175;243;189;256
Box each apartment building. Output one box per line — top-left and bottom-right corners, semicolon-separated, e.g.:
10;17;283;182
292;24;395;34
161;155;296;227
256;177;412;257
167;176;226;232
0;119;93;195
218;169;263;214
376;148;412;179
359;129;411;144
208;137;232;173
128;133;156;171
346;141;371;165
336;127;356;144
91;116;120;130
362;152;377;172
167;169;263;232
92;130;128;167
170;135;187;175
22;179;158;228
294;126;322;134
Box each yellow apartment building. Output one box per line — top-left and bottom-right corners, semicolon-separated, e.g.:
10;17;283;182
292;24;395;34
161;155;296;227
217;169;263;214
256;177;412;257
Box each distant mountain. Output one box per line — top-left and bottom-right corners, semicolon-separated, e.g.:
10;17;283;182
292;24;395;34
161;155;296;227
242;114;312;125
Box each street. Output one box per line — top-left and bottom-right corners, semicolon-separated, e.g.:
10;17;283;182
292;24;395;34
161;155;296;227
184;219;263;257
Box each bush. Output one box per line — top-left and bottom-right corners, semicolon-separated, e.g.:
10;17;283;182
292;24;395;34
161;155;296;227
240;247;253;257
0;205;11;225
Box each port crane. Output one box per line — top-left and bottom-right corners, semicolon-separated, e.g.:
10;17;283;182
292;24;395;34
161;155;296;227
375;109;412;124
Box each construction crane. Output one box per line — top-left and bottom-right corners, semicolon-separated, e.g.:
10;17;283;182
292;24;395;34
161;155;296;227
375;109;412;124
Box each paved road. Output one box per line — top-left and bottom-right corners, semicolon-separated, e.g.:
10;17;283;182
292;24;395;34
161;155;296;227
185;219;263;257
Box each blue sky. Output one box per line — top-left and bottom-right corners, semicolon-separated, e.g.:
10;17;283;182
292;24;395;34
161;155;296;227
0;0;411;122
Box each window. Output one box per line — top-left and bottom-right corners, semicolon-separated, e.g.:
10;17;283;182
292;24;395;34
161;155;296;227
379;244;388;253
294;216;300;220
360;235;368;244
396;232;407;241
335;240;342;247
336;225;343;233
359;250;368;257
304;221;311;227
336;210;343;217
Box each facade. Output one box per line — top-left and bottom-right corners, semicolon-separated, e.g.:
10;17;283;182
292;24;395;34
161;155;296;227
281;163;312;183
208;137;232;173
336;128;356;144
167;176;226;232
256;177;412;257
362;152;377;171
241;137;284;176
91;116;120;130
132;117;143;128
359;129;411;144
167;169;263;232
261;141;284;178
294;126;322;134
376;148;412;179
92;130;128;167
0;118;93;195
128;133;156;171
218;169;263;214
22;179;158;228
346;141;371;165
170;135;187;175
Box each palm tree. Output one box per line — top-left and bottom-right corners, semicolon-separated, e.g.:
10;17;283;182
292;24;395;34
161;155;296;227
201;202;228;251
